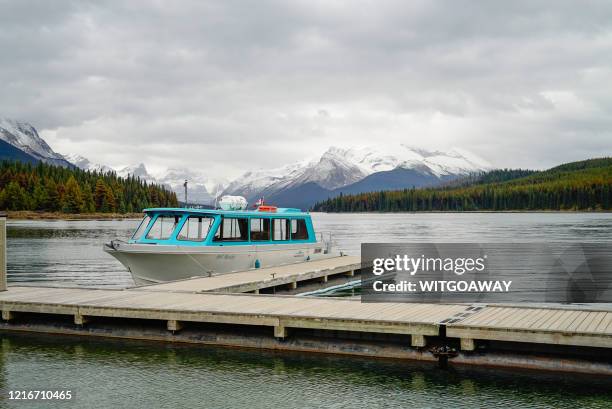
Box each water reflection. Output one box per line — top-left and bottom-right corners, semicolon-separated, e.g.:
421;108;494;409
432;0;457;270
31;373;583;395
0;333;610;409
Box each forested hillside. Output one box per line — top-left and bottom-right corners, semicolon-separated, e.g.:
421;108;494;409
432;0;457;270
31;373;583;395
0;161;178;213
313;158;612;212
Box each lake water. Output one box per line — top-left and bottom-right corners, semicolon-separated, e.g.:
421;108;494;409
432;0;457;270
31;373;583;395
6;212;612;288
2;213;612;408
1;333;611;409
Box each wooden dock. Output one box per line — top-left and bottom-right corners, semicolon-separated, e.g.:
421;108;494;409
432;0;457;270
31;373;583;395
134;255;361;294
446;305;612;350
0;234;610;373
0;286;469;346
0;285;611;353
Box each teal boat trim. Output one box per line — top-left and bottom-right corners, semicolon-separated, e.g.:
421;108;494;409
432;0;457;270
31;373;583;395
131;207;317;246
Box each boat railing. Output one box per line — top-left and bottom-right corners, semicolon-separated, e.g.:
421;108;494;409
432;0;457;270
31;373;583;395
317;231;334;254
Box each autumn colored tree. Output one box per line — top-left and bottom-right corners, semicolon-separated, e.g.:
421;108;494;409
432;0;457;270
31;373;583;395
62;176;84;213
94;179;108;211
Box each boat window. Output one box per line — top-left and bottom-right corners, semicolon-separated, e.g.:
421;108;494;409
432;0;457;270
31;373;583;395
146;215;181;240
291;218;309;240
177;216;214;241
272;219;289;241
213;217;248;242
131;215;152;240
250;218;270;241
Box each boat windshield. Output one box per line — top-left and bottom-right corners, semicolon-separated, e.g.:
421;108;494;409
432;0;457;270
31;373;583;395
146;214;181;240
131;215;152;240
177;216;215;241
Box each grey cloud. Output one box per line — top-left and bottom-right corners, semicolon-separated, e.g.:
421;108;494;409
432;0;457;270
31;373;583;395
0;0;611;175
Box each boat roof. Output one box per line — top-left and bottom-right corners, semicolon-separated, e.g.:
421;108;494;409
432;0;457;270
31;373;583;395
142;207;310;217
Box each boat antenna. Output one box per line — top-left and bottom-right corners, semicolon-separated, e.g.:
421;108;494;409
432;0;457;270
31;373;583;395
183;179;188;207
213;183;220;209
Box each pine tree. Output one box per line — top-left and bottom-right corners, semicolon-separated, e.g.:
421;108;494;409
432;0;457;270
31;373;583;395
32;183;48;210
45;179;61;211
94;179;108;211
0;181;26;210
82;183;96;213
104;186;116;212
62;176;84;213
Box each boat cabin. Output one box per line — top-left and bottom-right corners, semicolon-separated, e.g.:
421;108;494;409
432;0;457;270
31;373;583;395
129;207;316;246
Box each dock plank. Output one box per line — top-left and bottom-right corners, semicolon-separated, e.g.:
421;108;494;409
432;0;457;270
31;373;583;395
581;312;608;333
447;305;612;348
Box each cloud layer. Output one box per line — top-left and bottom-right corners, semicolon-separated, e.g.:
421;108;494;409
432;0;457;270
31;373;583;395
1;0;611;177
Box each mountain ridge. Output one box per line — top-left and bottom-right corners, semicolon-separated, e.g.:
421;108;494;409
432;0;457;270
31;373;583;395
222;145;492;208
0;118;493;208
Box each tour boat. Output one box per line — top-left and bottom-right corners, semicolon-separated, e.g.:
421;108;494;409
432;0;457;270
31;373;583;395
104;204;336;286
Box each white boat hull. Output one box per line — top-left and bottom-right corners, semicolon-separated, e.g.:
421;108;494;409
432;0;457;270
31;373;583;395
104;241;337;286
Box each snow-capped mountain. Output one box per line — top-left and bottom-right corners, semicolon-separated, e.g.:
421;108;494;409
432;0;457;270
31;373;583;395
63;144;490;208
222;160;308;200
310;145;491;179
222;145;492;208
116;163;156;182
0;118;73;167
2;118;491;208
62;153;114;173
156;168;228;204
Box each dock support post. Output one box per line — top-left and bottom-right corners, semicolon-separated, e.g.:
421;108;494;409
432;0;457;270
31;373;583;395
74;313;89;326
290;281;297;290
0;212;6;292
460;338;475;351
411;334;426;348
321;275;328;283
167;320;183;332
2;310;13;321
345;269;355;277
274;325;289;339
254;289;260;294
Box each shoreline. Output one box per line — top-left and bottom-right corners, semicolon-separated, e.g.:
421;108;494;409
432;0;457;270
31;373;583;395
6;211;143;220
313;210;612;214
3;209;611;220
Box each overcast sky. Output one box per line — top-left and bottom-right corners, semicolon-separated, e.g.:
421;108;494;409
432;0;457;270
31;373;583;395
1;0;611;179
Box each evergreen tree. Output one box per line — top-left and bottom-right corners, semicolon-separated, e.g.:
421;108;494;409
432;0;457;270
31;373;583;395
104;185;117;212
0;160;178;213
45;179;61;211
0;181;26;210
82;183;96;213
32;183;48;210
62;176;84;213
94;179;107;211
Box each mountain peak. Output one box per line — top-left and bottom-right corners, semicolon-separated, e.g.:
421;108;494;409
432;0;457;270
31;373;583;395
0;118;73;167
223;144;493;206
117;163;154;181
63;153;114;174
